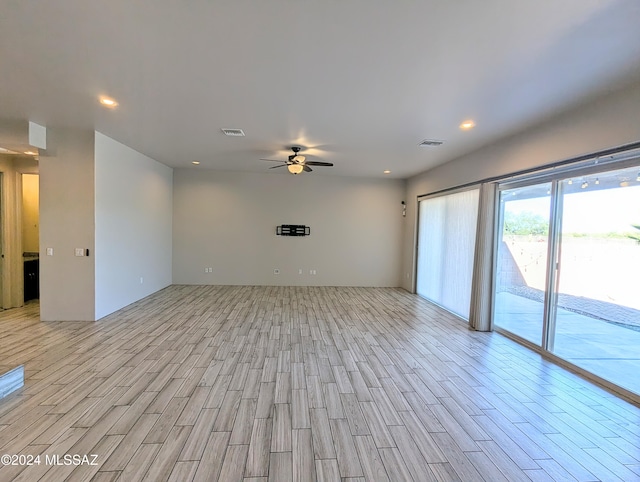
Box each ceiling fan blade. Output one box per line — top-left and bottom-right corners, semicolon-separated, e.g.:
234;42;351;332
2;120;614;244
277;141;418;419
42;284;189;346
269;164;286;169
303;165;313;172
260;158;285;162
304;161;334;167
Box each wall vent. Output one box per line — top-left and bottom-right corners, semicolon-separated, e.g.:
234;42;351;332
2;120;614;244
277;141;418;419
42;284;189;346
419;139;444;147
221;128;245;137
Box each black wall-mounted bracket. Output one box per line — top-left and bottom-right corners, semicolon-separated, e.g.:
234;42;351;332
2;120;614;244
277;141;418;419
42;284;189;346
276;225;310;236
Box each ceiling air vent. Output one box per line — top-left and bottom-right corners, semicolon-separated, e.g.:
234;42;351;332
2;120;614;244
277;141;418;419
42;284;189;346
221;128;245;137
419;139;444;147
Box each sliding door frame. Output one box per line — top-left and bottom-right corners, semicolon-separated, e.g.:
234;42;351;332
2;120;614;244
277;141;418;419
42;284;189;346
542;179;562;352
492;177;555;348
492;154;640;402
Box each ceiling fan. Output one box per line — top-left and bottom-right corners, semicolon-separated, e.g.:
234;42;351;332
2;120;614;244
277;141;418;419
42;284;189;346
260;146;334;174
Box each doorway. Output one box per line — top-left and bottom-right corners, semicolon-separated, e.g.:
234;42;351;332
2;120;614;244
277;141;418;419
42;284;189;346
493;161;640;396
0;154;39;310
0;172;3;305
22;173;39;302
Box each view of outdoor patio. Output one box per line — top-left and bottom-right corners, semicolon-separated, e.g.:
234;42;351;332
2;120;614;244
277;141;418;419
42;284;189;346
494;169;640;395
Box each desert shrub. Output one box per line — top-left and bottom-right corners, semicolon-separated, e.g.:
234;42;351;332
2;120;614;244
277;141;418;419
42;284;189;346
504;211;549;236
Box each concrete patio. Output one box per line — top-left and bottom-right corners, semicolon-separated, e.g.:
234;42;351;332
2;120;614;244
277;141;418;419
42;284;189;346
494;292;640;396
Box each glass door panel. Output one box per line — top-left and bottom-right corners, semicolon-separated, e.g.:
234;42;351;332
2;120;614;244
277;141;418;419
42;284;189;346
552;166;640;394
494;183;552;345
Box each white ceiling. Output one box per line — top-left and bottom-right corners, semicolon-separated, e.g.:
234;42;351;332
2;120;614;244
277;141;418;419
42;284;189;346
1;0;640;178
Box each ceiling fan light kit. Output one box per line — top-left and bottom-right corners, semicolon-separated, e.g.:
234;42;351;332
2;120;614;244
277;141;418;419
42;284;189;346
260;146;334;175
288;164;304;174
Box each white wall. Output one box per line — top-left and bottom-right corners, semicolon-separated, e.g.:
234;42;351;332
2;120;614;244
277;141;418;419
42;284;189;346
95;132;173;319
39;128;96;320
402;81;640;291
173;169;404;287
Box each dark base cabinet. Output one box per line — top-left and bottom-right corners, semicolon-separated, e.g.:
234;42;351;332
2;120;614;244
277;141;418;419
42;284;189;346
24;259;39;302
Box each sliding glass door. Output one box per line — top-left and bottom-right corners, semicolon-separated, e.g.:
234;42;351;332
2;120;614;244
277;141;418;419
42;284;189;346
493;161;640;395
417;188;479;319
551;166;640;394
493;183;551;345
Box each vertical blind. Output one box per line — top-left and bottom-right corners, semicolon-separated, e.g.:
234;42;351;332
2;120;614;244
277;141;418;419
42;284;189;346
417;188;480;319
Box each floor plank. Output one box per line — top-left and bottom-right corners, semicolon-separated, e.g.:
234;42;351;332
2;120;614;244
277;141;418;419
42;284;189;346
0;286;638;481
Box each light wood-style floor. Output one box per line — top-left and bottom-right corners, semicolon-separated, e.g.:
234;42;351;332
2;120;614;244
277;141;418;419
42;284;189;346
0;286;639;481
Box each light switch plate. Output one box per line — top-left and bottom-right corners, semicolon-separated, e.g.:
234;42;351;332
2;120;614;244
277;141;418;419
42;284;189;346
46;248;54;256
75;248;85;257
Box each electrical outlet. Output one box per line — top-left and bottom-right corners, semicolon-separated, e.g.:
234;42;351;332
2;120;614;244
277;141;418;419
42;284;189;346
274;269;280;275
298;269;303;275
74;248;85;257
310;269;317;275
46;247;54;256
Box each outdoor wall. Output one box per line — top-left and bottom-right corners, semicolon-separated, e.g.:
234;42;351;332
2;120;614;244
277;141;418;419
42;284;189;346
39;128;96;321
403;80;640;291
173;169;404;287
95;132;173;320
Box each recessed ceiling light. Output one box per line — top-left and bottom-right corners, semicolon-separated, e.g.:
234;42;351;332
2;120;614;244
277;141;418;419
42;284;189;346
24;151;38;156
191;161;200;165
383;170;391;174
99;96;118;108
221;128;245;137
459;120;475;130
